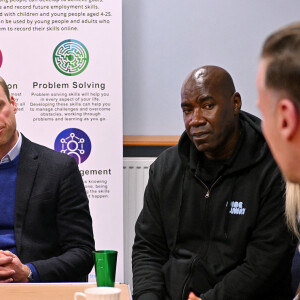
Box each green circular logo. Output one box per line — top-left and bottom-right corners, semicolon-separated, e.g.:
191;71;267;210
53;39;89;76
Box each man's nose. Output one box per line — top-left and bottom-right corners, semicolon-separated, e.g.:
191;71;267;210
190;109;206;126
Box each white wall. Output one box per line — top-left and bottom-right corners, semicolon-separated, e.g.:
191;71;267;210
123;0;300;135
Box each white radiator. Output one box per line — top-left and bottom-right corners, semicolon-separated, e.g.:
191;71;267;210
123;157;156;289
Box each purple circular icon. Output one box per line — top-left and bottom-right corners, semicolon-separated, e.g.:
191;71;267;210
0;50;3;68
54;128;91;164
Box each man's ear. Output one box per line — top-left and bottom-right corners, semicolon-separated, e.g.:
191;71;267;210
10;96;17;114
232;92;242;115
277;99;298;140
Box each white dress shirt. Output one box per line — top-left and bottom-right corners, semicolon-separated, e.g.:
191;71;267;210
0;132;22;164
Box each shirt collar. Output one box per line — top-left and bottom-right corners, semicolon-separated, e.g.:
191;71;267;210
0;132;22;164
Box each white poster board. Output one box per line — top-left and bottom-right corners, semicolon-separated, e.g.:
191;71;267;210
0;0;123;282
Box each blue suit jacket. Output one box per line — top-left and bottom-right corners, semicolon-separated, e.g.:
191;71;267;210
14;135;95;282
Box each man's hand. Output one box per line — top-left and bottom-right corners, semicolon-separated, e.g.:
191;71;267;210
0;250;30;283
0;252;15;283
188;292;202;300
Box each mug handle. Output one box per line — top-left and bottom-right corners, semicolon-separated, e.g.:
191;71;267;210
74;292;87;300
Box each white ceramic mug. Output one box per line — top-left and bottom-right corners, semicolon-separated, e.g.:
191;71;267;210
74;287;121;300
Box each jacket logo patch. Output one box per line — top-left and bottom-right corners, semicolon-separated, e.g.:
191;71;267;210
229;201;246;215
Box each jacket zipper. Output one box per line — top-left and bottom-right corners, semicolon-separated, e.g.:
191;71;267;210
195;175;222;198
181;255;198;300
195;175;223;241
180;175;223;299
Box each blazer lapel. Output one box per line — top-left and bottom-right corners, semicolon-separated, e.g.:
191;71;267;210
14;136;39;254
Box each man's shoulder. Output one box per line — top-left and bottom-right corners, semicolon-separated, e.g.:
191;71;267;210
21;135;75;165
150;132;191;175
154;144;181;165
150;144;184;179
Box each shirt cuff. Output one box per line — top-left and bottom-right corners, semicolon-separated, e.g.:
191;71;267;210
26;263;40;282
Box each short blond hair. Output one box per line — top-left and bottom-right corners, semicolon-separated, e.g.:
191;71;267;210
261;22;300;111
285;181;300;237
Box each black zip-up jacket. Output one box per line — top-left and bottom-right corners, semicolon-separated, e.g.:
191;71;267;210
132;111;297;300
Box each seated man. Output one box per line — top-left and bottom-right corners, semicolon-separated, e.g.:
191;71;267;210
132;65;296;300
257;22;300;299
0;76;95;283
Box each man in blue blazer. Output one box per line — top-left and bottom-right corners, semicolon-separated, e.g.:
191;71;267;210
0;76;95;283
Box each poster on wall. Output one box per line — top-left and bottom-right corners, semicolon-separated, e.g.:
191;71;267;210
0;0;123;282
